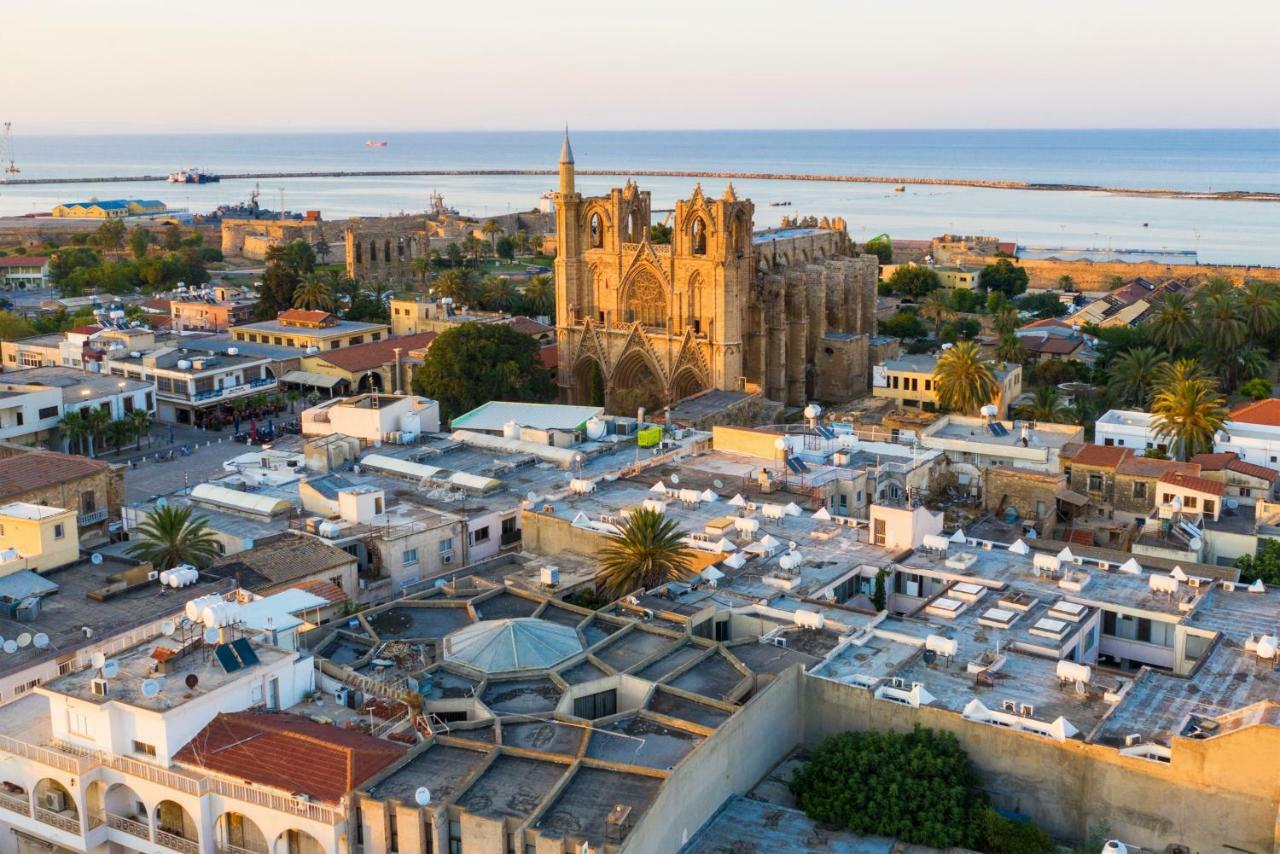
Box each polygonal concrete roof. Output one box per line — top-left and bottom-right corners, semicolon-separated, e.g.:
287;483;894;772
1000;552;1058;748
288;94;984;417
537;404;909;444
443;618;583;674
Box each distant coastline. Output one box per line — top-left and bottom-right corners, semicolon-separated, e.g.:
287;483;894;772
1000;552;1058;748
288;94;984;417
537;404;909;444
5;168;1278;202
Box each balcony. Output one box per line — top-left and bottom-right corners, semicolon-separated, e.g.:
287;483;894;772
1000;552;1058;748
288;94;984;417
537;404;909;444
107;812;150;840
0;790;29;817
34;805;81;835
78;508;108;527
190;376;277;403
156;828;200;853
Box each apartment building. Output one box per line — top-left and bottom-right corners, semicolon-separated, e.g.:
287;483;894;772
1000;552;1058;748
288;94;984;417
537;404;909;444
103;347;276;426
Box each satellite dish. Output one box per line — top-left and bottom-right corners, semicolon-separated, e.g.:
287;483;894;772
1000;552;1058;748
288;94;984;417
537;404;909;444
185;673;199;690
90;553;103;565
102;660;119;678
16;633;31;648
156;497;169;508
526;491;539;502
161;620;176;636
713;479;724;489
414;787;432;806
670;473;680;485
203;627;220;645
141;679;160;698
91;651;107;669
2;641;15;655
33;633;49;649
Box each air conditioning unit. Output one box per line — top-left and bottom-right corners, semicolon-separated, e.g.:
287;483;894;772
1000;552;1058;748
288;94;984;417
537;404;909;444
442;554;453;565
147;570;159;581
334;686;350;707
1002;699;1017;713
40;790;66;812
91;678;109;697
1019;703;1035;717
1187;577;1201;588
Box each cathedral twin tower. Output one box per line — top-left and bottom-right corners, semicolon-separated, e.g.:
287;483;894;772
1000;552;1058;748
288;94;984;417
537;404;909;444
552;130;878;416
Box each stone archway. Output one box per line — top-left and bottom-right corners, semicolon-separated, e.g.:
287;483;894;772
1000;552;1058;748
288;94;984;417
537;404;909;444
572;356;606;407
276;828;325;854
670;366;708;403
608;349;665;416
219;810;270;853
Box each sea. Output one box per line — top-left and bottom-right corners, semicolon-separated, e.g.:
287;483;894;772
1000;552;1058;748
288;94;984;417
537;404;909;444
3;129;1278;265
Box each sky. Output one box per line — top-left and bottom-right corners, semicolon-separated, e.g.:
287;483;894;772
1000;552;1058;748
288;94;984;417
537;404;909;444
9;0;1279;133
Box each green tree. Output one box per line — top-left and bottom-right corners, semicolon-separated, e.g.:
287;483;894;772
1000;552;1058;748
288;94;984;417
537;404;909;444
93;219;127;254
83;407;111;458
948;288;984;313
410;322;555;421
480;275;517;312
1057;274;1075;292
105;419;134;455
255;240;315;319
0;311;34;341
981;258;1029;297
314;231;332;263
993;306;1020;336
880;310;927;339
1240;377;1273;401
648;223;672;244
130;409;153;450
58;410;88;455
1015;292;1068;318
933;341;998;415
1015;386;1073;423
1146;291;1198;352
292;273;336;312
1150;376;1227;461
480;219;503;253
522;274;554;318
126;505;221;569
1237;539;1280;586
594;507;695;599
1108;346;1167;408
994;334;1027;364
1197;292;1247;352
161;223;183;251
872;569;887;611
433;268;477;304
128;226;152;260
887;265;941;298
411;255;432;285
495;235;517;260
1241;280;1279;342
919;290;954;337
863;234;892;263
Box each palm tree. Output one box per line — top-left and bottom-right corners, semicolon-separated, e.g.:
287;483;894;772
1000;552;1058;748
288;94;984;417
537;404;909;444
522;275;554;318
1153;357;1209;388
286;389;301;413
1108;346;1167;408
1057;274;1075;292
994;334;1027;364
411;256;432;285
105;420;133;455
932;341;999;415
1241;280;1279;342
481;275;517;312
993;306;1020;337
1150;378;1227;461
130;410;153;450
920;291;954;338
1198;276;1232;301
1146;291;1197;351
83;407;111;458
292;273;336;312
126;505;221;569
1197;292;1247;352
434;269;476;304
59;410;88;455
481;219;503;254
1014;386;1073;423
595;507;695;599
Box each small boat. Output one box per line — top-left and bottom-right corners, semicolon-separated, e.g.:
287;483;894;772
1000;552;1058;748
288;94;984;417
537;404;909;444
894;185;906;192
769;201;791;207
167;167;219;184
365;140;388;148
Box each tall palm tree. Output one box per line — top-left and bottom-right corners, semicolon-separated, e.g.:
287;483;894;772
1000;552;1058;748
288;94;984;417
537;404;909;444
105;420;134;455
411;256;432;285
126;505;221;569
1153;357;1209;388
932;341;999;415
994;334;1027;364
919;291;954;338
1150;378;1227;461
1014;386;1073;423
1198;276;1232;301
130;410;153;451
595;507;695;599
481;219;503;253
1108;346;1167;408
83;407;111;458
286;389;301;413
481;275;517;312
522;275;554;318
59;410;88;455
1146;291;1197;351
1241;280;1279;342
1197;292;1247;352
434;269;476;304
992;306;1020;337
292;273;336;312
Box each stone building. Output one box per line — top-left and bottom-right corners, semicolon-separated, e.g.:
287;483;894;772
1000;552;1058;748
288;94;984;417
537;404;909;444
552;131;878;411
344;217;430;286
0;443;123;545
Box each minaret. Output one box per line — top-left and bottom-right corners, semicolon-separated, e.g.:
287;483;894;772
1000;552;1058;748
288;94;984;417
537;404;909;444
559;126;575;194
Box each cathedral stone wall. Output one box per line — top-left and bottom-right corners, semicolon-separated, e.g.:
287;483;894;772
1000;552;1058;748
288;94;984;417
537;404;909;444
344;218;430;285
552;136;877;413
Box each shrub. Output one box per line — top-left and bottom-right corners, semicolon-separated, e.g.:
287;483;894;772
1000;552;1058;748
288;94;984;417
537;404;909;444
980;808;1055;854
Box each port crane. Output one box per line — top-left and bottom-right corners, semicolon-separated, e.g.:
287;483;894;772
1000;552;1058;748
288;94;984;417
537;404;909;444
1;123;18;175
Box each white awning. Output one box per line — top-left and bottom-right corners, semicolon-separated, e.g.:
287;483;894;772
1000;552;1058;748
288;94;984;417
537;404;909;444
280;370;345;389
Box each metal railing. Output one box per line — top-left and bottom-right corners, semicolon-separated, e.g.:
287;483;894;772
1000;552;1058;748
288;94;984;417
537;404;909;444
156;828;200;853
0;791;30;817
77;507;109;526
34;806;81;835
205;777;342;825
0;734;94;774
107;812;151;840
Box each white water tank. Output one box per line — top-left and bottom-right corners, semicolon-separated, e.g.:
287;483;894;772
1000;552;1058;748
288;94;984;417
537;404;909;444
317;520;342;538
306;346;320;355
177;360;192;370
1056;660;1093;683
186;594;221;622
585;417;607;441
502;420;521;440
226;347;239;356
202;602;238;628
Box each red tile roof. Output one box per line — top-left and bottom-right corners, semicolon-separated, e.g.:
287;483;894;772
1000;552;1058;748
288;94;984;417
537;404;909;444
1021;317;1072;331
67;325;102;336
0;450;111;502
287;578;349;607
1189;453;1235;471
1115;457;1197;479
175;712;405;804
504;315;553;336
1227;459;1279;483
316;332;437;373
277;309;336;324
1061;443;1130;469
1022;337;1081;355
537;343;557;370
1229;399;1280;428
0;256;49;268
1158;471;1225;496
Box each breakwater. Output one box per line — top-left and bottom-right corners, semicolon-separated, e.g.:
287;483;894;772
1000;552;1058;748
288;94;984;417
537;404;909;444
3;169;1278;202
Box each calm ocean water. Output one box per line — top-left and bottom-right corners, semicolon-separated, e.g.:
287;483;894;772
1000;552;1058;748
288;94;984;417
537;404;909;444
2;130;1278;264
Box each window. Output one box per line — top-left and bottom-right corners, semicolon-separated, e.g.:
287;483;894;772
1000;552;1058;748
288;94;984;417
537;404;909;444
923;379;931;391
1240;487;1252;498
1132;481;1147;500
873;517;886;546
690;217;707;255
388;810;398;853
1103;438;1114;446
1087;473;1103;492
403;549;418;567
350;336;364;346
145;391;153;410
472;526;490;544
14;412;22;426
1204;499;1215;516
53;523;64;540
132;740;157;757
372;332;382;342
573;689;617;720
1184;496;1197;510
1064;466;1072;481
449;820;462;854
67;710;91;737
38;406;57;419
439;538;454;556
81;491;96;514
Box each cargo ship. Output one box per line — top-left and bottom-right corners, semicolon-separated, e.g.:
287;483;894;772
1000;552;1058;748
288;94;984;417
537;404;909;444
365;140;388;148
167;167;220;184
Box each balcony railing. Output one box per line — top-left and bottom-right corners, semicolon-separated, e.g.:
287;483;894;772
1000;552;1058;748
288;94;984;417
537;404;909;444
107;812;151;840
191;376;277;403
204;776;341;824
34;806;81;835
156;828;200;853
218;843;269;854
78;508;108;526
0;791;30;817
105;754;205;796
0;734;95;775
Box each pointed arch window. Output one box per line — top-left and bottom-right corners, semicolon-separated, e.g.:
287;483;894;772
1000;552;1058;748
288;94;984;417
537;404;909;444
624;271;667;329
589;212;604;249
691;217;707;255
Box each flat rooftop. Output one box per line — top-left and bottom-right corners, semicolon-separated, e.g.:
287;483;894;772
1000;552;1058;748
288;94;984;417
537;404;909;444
450;401;603;432
0;366;151;403
926;417;1080;450
233;318;387;337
